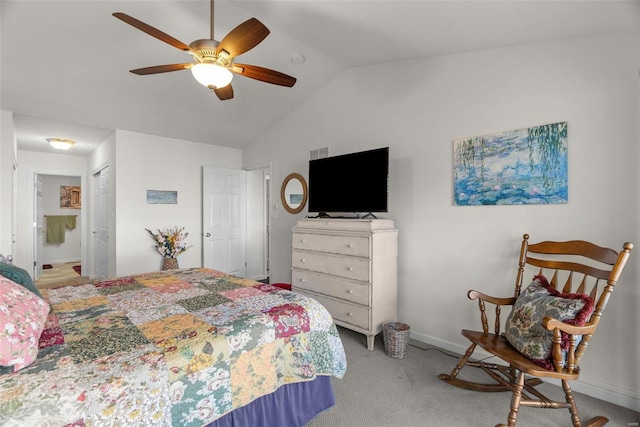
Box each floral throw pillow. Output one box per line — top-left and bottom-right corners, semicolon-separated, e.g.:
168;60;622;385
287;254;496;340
504;275;595;370
0;275;50;372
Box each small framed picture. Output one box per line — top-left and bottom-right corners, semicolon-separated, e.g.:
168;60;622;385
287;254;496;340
147;190;178;204
60;186;81;208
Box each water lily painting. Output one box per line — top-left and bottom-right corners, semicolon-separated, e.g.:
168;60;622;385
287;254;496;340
453;122;568;205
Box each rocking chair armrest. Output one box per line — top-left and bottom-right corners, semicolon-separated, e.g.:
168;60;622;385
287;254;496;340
543;317;597;374
467;291;517;335
467;290;517;307
542;317;596;335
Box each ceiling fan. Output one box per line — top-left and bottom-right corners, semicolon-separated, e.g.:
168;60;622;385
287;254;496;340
113;0;296;101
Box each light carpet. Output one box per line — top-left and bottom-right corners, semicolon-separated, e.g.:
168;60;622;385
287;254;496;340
308;327;640;427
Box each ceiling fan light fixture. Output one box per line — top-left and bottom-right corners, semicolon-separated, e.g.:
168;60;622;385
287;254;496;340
46;138;75;150
191;63;233;89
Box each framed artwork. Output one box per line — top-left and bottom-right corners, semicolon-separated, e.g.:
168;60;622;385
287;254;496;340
146;190;178;204
453;121;568;206
60;186;81;208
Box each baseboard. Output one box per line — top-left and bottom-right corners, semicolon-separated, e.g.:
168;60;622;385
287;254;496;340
410;330;640;412
565;376;640;412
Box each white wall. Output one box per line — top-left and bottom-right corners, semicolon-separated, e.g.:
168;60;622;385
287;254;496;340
41;174;81;263
14;128;242;279
0;110;16;258
113;130;242;276
15;151;88;275
0;19;5;258
243;31;640;409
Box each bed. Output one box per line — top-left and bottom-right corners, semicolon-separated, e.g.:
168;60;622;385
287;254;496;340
0;267;347;426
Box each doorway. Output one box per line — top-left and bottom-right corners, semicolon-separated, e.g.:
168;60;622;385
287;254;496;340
33;173;83;281
246;166;270;282
201;165;270;281
202;167;247;277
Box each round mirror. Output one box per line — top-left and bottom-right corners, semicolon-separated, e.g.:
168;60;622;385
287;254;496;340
281;173;308;214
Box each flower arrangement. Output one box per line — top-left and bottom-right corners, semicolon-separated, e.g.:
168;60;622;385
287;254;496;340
145;226;192;258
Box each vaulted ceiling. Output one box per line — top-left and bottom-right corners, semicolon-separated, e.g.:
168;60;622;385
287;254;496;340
2;1;638;156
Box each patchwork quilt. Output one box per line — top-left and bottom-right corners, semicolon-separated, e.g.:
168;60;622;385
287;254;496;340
0;268;347;427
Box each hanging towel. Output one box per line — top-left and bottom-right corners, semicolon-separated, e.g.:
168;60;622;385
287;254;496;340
66;215;77;230
46;216;67;244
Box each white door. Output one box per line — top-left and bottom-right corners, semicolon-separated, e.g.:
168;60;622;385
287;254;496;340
33;174;43;280
246;168;268;280
202;167;247;277
93;167;109;280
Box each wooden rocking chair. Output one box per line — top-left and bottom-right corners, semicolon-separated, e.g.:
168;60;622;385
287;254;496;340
439;234;633;427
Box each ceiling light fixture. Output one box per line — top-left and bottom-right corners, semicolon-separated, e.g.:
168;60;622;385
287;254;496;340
46;138;75;150
190;63;233;89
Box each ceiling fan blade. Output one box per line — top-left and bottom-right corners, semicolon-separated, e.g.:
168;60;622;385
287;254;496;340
217;18;270;58
130;63;193;75
233;64;297;87
212;84;234;100
113;12;194;53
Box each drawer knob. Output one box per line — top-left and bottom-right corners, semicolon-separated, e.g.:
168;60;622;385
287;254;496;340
301;239;306;243
347;312;353;317
347;290;353;294
347;244;353;248
347;267;353;271
301;259;306;263
300;278;306;283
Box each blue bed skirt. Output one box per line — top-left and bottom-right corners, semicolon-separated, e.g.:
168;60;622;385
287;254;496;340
207;376;335;427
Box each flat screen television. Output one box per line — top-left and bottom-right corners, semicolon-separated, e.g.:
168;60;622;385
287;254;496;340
308;147;389;216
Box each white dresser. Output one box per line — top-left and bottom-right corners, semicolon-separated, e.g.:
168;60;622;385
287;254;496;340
291;218;398;350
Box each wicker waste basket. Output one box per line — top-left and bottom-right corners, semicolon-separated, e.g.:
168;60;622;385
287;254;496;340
382;322;410;359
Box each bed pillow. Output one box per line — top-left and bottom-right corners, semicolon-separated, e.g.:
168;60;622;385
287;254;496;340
0;275;50;372
0;261;42;298
504;275;595;370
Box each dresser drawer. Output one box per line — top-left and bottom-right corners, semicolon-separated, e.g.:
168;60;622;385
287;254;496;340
295;289;370;330
292;249;371;281
293;219;395;232
292;232;370;257
292;269;369;306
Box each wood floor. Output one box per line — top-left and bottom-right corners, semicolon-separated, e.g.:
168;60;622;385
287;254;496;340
36;262;90;289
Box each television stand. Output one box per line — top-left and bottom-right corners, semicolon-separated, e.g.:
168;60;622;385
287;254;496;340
306;212;332;219
307;212;379;219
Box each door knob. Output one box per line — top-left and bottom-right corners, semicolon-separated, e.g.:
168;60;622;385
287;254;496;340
205;233;211;237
